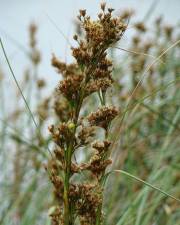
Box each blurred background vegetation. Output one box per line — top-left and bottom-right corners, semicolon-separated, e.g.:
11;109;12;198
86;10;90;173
0;1;180;225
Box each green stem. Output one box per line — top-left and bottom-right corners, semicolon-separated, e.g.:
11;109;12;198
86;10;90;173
63;91;84;224
64;128;76;225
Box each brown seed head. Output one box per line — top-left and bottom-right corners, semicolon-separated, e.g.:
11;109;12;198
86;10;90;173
79;9;86;17
101;2;106;11
87;106;119;129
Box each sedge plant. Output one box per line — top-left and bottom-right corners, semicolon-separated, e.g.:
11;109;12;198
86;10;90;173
47;3;127;225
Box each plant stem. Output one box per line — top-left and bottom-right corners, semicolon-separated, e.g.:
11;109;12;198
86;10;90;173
63;89;85;224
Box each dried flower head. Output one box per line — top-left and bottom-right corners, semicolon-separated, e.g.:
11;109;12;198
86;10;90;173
58;74;83;102
87;106;118;129
92;140;111;153
29;23;37;48
29;23;41;64
134;22;147;32
48;3;126;225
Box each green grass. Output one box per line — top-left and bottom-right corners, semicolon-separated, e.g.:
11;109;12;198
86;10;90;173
0;5;180;225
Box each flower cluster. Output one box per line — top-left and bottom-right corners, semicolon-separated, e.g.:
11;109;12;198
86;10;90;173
47;3;126;225
87;106;118;130
29;23;41;65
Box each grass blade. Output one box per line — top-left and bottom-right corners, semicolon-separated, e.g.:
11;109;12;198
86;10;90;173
113;169;180;203
0;38;38;128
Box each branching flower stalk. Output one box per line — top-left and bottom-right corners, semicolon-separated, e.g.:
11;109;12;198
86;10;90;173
47;3;127;225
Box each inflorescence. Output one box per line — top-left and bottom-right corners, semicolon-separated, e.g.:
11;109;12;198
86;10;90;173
47;3;127;225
